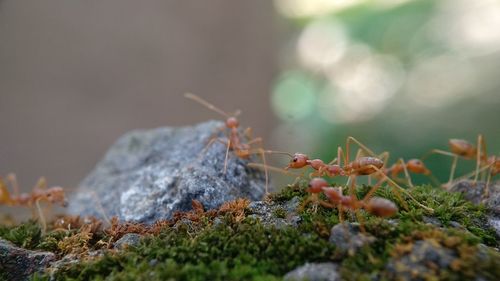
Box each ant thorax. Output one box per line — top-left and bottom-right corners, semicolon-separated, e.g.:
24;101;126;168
326;165;344;176
309;159;325;170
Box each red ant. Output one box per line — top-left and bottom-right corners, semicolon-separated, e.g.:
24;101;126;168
306;178;398;232
0;174;68;233
184;93;269;194
422;135;488;187
267;137;433;213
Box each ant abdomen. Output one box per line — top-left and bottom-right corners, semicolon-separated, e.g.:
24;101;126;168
364;197;398;218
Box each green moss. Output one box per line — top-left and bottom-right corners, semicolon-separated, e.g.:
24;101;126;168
0;184;496;280
0;220;41;249
272;207;287;219
47;218;336;280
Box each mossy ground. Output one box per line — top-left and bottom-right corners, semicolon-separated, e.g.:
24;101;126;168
1;183;499;281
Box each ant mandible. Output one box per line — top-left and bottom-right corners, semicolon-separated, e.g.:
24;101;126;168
184;93;269;194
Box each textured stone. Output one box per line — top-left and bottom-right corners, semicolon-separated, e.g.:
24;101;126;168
329;223;375;255
448;180;500;215
68;121;266;224
0;238;56;281
283;262;340;281
247;196;301;229
386;240;455;280
113;233;143;250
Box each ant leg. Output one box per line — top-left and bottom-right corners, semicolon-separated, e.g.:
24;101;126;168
246;137;269;194
253;147;269;194
354;209;366;233
346;136;378;161
399;158;414;188
247;162;301;177
243;127;253;140
474;134;487;183
35;199;47;235
361;176;409;211
327;157;338;165
337;147;346;168
0;178;13;205
88;190;112;226
338;204;344;224
378;151;390;167
366;165;433;213
224;139;231;174
448;155;459;186
6;173;20;197
422;149;460;185
197;137;221;161
348;175;357;198
246;137;262;146
184;93;232;118
33;177;48;193
474;135;481;183
298;196;312;212
485;172;492;198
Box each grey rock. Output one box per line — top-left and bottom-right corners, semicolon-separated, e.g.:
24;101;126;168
0;238;56;281
386;240;455;280
423;216;442;227
113;233;143;250
329;223;375;255
385;240;499;281
68;121;267;224
449;221;466;230
284;262;340;281
487;216;500;237
247;196;301;228
448;180;500;215
47;254;80;281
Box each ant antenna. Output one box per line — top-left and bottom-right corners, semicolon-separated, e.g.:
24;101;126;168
184;92;232;118
263;150;294;157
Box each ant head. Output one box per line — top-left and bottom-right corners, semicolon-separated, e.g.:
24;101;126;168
45;187;68;207
406;159;431;175
225;117;239;129
308;177;329;193
364;197;398;218
449;139;475;156
288;153;309;169
322;187;342;203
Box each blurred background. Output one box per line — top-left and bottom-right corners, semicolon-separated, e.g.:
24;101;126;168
1;0;499;197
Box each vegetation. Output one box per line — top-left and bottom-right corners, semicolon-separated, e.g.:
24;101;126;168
1;183;498;281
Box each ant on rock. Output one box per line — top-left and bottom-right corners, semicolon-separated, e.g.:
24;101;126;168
184;93;269;194
0;174;68;233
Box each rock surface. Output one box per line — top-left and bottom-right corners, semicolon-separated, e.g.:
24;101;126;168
385;240;496;281
329;223;375;255
68;121;266;224
113;233;143;250
283;262;340;281
448;180;500;215
449;180;500;236
0;238;56;281
247;196;301;228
